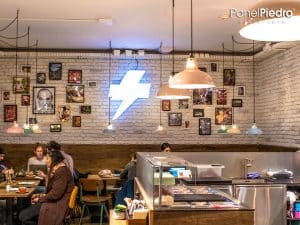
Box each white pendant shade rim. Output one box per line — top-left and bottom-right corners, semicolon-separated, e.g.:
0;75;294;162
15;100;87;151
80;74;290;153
246;123;263;135
7;121;24;134
169;69;215;89
227;124;241;134
156;84;191;99
239;0;300;41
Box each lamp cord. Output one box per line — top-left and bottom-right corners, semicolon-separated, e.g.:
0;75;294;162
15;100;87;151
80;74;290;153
232;36;235;124
14;9;19;107
190;0;194;57
159;42;163;126
26;26;30;122
172;0;175;75
252;40;256;123
35;40;39;123
222;43;225;125
108;41;112;125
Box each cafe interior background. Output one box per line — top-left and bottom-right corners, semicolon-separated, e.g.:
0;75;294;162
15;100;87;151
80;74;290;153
0;0;299;149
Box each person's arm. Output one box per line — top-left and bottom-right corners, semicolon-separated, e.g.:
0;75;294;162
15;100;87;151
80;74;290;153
38;168;68;203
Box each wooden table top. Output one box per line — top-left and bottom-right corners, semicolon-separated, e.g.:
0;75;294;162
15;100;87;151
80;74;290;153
0;185;36;198
88;174;121;181
0;179;40;188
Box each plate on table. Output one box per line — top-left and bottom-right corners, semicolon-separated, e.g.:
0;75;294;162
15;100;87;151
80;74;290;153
16;190;29;194
18;181;35;185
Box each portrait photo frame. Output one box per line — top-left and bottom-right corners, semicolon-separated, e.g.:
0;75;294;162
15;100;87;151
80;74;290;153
215;107;232;125
72;116;81;127
50;124;62;132
193;88;213;105
178;99;189;109
58;105;71;122
237;85;245;97
21;94;30;106
210;63;218;72
193;108;204;117
216;88;227;105
3;91;10;101
199;118;211;135
4;105;17;122
68;70;82;84
168;112;182;126
32;86;56;114
80;105;92;114
29;117;37;125
87;81;98;88
36;72;46;84
20;64;31;73
49;62;62;80
66;85;84;103
13;77;30;93
232;99;243;107
223;68;235;86
161;100;171;111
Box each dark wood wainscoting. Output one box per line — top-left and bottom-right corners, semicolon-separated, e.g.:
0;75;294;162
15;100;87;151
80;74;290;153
0;144;297;172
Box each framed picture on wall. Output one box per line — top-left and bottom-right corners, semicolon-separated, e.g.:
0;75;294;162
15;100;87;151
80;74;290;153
199;118;211;135
216;89;227;105
211;63;217;72
178;99;189;109
162;100;171;111
215;107;232;125
223;69;235;86
66;85;84;103
68;70;82;84
232;99;243;107
29;117;37;124
193;108;204;117
193;88;213;105
4;105;17;122
20;65;31;73
33;86;55;114
168;112;182;126
58;105;71;122
50;124;62;132
3;91;10;101
80;105;91;114
237;85;245;97
21;94;30;106
36;73;46;84
49;62;62;80
13;77;30;93
87;81;97;88
72;116;81;127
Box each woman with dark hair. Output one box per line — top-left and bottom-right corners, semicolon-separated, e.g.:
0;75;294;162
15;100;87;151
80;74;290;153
19;150;74;225
161;143;172;152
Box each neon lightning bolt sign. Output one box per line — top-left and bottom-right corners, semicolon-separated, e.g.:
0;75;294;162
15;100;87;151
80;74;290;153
108;70;151;120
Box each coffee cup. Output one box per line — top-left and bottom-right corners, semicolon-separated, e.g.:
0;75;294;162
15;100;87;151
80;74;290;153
18;186;27;193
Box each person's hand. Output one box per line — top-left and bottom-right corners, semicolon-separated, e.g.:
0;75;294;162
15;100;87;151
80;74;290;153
37;170;46;178
31;197;39;204
26;171;34;176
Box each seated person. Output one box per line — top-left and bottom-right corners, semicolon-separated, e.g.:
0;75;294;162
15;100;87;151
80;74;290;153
27;143;46;175
19;150;74;225
0;147;14;181
161;142;172;152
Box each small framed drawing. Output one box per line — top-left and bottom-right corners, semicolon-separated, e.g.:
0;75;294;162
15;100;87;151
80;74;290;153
232;99;243;107
66;85;84;103
13;77;30;93
68;70;82;84
50;124;62;132
3;91;10;101
168;112;182;126
199;118;211;135
223;69;235;86
21;94;30;106
178;99;188;109
87;81;97;88
20;65;31;73
162;100;171;111
49;62;62;80
80;105;91;114
199;67;207;72
72;116;81;127
193;109;204;117
58;105;71;122
215;107;232;125
36;73;46;84
211;63;217;72
33;86;55;114
216;89;227;105
29;118;37;124
193;88;213;105
4;105;17;122
237;85;245;96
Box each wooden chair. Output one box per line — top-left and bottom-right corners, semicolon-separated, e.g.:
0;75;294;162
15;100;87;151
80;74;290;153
62;185;79;225
79;178;111;225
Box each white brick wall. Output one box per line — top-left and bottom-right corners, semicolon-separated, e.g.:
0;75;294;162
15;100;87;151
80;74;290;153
0;51;262;144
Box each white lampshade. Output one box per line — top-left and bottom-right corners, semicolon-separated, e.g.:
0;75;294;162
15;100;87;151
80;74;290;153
7;121;24;134
217;125;228;134
246;123;263;135
169;57;215;89
23;122;33;134
32;124;42;133
227;124;241;134
156;84;191;99
239;0;300;41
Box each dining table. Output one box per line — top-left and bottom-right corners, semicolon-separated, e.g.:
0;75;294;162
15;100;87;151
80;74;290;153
0;179;40;225
87;174;122;194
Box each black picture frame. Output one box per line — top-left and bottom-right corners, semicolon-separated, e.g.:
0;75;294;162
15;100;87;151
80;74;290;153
178;99;188;109
80;105;92;114
168;112;182;126
68;70;82;84
162;100;171;111
50;124;62;132
199;118;211;135
237;85;245;97
223;69;235;86
49;62;62;80
193;88;213;105
193;109;204;117
215;107;232;125
216;89;227;105
232;99;243;107
66;85;84;103
36;73;46;84
32;86;56;114
72;116;81;127
21;94;30;106
13;77;30;94
211;63;217;72
4;105;17;122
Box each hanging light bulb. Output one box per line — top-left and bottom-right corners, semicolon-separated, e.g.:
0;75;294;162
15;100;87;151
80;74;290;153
169;0;214;89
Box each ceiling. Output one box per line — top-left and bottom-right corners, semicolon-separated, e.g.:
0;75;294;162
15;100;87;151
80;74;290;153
0;0;261;53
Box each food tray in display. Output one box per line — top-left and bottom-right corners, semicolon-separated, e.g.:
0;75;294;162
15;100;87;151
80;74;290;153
153;172;175;185
174;194;227;202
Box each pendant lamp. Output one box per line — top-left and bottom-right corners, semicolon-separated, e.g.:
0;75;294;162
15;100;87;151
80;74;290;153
227;37;241;134
239;0;300;41
247;41;263;135
169;0;214;89
23;27;33;134
31;40;42;133
217;43;228;134
7;10;23;134
156;0;190;100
